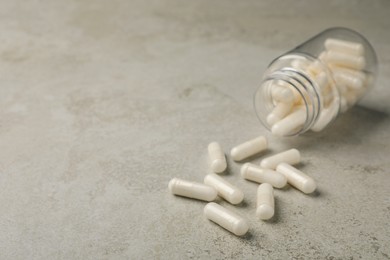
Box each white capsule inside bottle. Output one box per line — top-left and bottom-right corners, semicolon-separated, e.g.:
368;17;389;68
204;173;244;205
329;66;367;83
325;38;364;56
314;72;329;89
271;85;295;103
273;81;302;104
169;178;218;201
208;142;227;173
241;163;287;189
230;136;267;161
204;202;249;236
311;101;339;132
256;183;275;220
324;50;365;70
306;60;324;76
318;51;327;61
271;108;306;136
266;102;293;126
260;148;301;169
333;71;364;91
276;163;316;194
291;59;310;71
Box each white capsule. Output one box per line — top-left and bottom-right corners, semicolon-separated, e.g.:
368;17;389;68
230;136;267;161
276;163;316;194
169;178;218;201
256;183;275;220
318;51;327;61
260;148;301;169
333;71;364;91
306;60;323;76
266;102;293;126
325;38;364;56
204;173;244;205
311;101;339;132
324;50;365;70
273;81;302;104
314;72;329;89
271;108;306;136
271;85;295;103
204;202;249;236
291;59;310;71
241;163;287;188
330;66;366;83
208;142;227;173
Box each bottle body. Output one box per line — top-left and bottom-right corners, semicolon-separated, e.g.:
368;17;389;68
254;27;377;136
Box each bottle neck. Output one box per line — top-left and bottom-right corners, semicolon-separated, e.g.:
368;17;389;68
272;69;321;133
254;69;321;136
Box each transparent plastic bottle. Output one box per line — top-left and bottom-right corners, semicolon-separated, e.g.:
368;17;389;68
254;27;378;136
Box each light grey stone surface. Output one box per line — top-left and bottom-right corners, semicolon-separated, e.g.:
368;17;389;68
0;0;389;259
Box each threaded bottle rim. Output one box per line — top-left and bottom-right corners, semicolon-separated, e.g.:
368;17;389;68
254;69;321;136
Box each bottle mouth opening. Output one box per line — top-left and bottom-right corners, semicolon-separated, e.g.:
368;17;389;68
254;69;320;137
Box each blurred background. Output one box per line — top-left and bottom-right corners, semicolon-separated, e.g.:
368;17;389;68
0;0;389;259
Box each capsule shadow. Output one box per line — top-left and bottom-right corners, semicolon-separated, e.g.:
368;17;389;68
233;150;272;164
307;188;321;198
240;231;254;240
233;200;250;209
219;159;232;176
277;183;291;192
170;194;213;205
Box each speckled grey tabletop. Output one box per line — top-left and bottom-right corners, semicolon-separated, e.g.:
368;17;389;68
0;0;389;259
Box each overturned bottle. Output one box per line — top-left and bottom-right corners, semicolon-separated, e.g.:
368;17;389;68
254;27;378;136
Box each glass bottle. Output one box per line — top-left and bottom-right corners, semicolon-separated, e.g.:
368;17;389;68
254;27;378;136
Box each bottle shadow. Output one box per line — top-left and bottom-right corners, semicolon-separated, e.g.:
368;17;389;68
280;105;389;149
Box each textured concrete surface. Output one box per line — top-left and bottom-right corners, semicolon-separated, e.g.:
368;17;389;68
0;0;389;259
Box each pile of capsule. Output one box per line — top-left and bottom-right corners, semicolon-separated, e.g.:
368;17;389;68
168;136;316;236
267;38;370;135
319;39;370;111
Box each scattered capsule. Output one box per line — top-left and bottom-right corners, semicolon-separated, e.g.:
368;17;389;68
241;163;287;188
271;108;306;136
204;173;244;205
325;38;364;56
260;148;301;169
208;142;227;173
276;163;316;194
204;202;249;236
169;178;218;201
256;183;275;220
230;136;267;161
